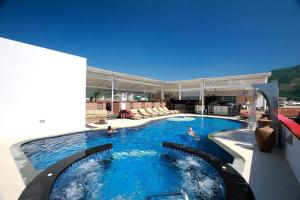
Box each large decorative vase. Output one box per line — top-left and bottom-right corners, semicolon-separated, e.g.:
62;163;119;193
255;118;276;152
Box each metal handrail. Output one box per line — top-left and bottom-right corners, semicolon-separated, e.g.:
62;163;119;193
181;189;190;200
147;189;190;200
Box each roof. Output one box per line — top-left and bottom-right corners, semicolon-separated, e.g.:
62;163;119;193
87;66;271;93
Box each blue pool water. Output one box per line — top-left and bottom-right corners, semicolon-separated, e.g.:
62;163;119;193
22;117;245;199
50;149;226;200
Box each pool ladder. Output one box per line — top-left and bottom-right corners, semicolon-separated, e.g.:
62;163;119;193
147;189;190;200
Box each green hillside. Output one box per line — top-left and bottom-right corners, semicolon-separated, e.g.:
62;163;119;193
269;64;300;101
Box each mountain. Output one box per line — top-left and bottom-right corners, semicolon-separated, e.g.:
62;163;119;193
269;64;300;101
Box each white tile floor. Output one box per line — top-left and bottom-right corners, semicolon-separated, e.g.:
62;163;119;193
213;130;300;200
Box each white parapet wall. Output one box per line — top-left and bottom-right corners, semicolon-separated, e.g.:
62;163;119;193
0;37;87;138
283;125;300;185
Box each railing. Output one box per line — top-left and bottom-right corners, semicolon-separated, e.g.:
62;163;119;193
278;114;300;185
278;114;300;140
147;189;189;200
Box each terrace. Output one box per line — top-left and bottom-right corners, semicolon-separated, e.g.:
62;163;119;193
0;37;299;199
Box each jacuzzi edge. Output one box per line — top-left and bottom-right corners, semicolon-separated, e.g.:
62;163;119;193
162;142;255;200
18;143;113;200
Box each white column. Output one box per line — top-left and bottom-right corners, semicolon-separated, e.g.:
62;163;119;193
111;76;114;114
251;89;257;130
263;76;268;111
199;86;201;104
161;86;164;101
178;84;182;100
201;80;205;115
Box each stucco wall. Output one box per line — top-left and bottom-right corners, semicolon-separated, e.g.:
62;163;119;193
283;125;300;185
0;37;87;137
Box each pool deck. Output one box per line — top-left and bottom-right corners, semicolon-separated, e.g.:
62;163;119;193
0;114;299;200
212;130;300;200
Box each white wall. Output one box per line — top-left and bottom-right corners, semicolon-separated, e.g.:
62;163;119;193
283;125;300;185
0;37;87;137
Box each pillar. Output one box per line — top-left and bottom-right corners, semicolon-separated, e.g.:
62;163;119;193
111;76;114;114
178;84;182;100
201;80;205;115
161;86;164;101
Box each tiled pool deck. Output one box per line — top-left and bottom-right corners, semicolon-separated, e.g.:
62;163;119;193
0;114;299;200
212;129;300;200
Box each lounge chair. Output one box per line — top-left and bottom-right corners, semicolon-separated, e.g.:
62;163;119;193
163;107;179;114
145;108;159;117
86;109;108;124
239;109;250;119
162;107;175;114
86;110;97;124
152;107;166;116
158;107;171;115
128;109;143;119
138;108;152;118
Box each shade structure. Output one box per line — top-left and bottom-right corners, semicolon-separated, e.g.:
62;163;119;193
87;66;162;93
87;66;271;94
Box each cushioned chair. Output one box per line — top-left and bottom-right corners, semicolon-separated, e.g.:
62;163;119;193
239;109;250;119
163;107;179;114
152;107;167;116
158;107;171;115
145;108;159;117
138;108;152;118
127;109;143;119
86;109;108;124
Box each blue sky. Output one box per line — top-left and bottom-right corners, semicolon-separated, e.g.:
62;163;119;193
0;0;300;80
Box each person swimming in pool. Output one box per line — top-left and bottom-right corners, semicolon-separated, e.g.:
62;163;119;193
187;127;196;136
107;126;116;135
187;127;200;140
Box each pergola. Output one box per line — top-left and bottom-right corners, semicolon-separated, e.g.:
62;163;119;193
87;66;271;113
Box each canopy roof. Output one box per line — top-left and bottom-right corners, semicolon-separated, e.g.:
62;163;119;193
87;66;271;93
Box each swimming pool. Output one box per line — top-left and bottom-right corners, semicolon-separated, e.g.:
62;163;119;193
21;116;246;199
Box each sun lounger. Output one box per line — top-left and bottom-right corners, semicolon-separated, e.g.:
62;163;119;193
138;108;152;118
128;109;144;119
86;109;108;124
158;107;171;115
163;107;176;114
163;107;179;114
86;112;97;124
129;109;144;119
239;109;250;119
152;107;166;116
145;108;159;117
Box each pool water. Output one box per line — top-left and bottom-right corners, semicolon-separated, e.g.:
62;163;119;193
22;117;245;199
22;117;243;171
50;149;226;200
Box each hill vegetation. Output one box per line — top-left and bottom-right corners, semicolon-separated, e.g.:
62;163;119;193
269;64;300;101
